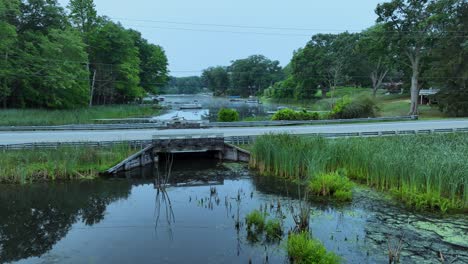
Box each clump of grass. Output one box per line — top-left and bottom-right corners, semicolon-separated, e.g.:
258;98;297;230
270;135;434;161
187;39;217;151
251;133;468;212
309;171;353;201
0;144;138;184
0;105;161;126
265;219;283;240
245;210;266;233
287;232;340;264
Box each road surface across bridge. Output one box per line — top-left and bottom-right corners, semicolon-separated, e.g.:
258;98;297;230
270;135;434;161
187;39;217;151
1;119;467;145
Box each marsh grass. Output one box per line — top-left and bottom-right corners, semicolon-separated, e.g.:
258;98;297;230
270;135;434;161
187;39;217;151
251;134;468;212
265;219;283;240
0;105;161;126
246;210;266;233
287;232;340;264
0;144;138;184
309;172;353;201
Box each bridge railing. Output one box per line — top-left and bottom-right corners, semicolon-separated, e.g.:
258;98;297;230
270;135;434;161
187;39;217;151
1;127;467;150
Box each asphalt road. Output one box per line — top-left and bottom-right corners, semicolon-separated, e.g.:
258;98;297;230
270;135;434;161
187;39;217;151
1;119;467;145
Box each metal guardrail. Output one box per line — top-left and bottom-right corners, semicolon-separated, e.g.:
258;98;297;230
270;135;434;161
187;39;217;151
1;127;467;150
0;116;418;131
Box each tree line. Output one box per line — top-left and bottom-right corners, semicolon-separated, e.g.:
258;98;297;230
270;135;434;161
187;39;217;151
201;0;467;116
0;0;169;109
268;0;467;116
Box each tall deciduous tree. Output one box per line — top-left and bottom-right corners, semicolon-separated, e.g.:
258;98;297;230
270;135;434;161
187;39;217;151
376;0;441;115
202;66;229;96
428;0;468;116
0;0;19;108
356;25;393;97
229;55;282;97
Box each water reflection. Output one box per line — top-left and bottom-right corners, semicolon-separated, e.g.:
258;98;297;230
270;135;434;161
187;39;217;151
155;94;283;121
1;161;466;264
0;181;131;263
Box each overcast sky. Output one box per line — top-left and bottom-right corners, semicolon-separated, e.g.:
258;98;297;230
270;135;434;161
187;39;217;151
57;0;385;77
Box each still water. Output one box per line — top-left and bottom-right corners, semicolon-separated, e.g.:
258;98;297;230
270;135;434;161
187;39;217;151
152;94;284;121
1;160;466;264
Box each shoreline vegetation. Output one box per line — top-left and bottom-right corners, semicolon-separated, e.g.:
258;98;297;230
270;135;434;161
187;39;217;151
0;144;138;184
0;105;161;126
250;133;468;213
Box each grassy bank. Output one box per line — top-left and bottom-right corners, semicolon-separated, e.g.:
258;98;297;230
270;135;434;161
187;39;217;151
250;134;468;212
0;105;161;126
0;145;138;184
263;87;449;119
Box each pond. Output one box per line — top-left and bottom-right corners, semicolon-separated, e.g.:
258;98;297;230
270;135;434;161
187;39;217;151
152;94;285;121
0;159;466;264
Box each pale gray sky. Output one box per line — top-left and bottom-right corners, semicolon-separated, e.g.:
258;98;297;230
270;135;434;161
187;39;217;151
58;0;385;76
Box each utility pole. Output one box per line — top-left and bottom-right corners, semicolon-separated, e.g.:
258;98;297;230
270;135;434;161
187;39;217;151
89;69;96;107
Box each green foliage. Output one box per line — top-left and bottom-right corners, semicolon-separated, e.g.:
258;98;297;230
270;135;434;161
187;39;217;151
0;105;160;126
251;134;468;212
217;108;239;122
162;76;203;94
0;144;138;184
271;109;319;121
265;219;283;240
287;232;340;264
0;0;168;109
202;66;229;96
309;172;353;201
229;55;283;97
331;96;379;119
245;210;265;233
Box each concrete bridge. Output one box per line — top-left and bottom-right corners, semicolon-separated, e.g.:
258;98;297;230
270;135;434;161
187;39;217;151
105;134;250;175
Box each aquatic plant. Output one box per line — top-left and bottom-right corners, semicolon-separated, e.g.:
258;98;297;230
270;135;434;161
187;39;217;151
265;219;283;240
0;144;137;184
309;172;353;201
251;133;468;212
287;232;340;264
245;210;266;233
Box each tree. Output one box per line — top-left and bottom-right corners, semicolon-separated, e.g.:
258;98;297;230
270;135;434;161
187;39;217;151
0;0;19;108
88;20;143;104
202;66;229;95
291;33;360;101
356;25;393;97
229;55;282;97
162;76;204;94
376;0;442;115
128;30;169;94
428;0;468;116
67;0;97;35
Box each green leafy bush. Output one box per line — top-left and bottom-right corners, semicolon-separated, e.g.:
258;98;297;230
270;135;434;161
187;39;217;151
287;232;340;264
217;108;239;122
331;96;379;119
272;108;320;121
309;172;354;201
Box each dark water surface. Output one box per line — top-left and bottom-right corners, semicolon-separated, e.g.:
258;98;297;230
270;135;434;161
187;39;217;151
1;160;466;264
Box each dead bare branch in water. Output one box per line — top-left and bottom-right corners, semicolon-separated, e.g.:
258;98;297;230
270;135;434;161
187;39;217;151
438;251;459;264
387;232;404;264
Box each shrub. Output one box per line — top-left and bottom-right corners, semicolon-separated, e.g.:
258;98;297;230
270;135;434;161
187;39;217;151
272;108;320;121
217;108;239;122
265;219;283;240
331;96;379;119
245;210;266;232
309;172;354;201
287;232;340;264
